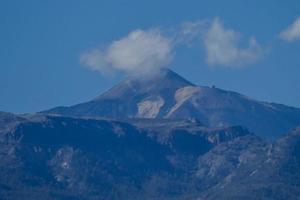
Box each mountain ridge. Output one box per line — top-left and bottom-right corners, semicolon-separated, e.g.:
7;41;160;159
1;112;300;200
44;69;300;140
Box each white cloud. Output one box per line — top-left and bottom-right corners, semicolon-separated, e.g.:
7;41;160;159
203;18;264;67
82;18;265;74
81;29;173;76
280;17;300;42
80;49;111;74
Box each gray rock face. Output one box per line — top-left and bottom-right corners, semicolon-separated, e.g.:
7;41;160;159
0;113;248;200
45;69;300;140
197;127;300;200
1;113;300;200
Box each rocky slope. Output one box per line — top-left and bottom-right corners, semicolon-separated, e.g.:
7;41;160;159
198;127;300;200
1;113;300;200
45;69;300;140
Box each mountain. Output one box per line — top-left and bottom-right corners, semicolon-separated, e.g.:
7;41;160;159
45;69;300;140
0;112;249;200
197;127;300;200
1;112;300;200
46;69;193;119
2;69;300;199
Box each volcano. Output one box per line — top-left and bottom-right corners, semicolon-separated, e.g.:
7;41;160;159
45;69;300;140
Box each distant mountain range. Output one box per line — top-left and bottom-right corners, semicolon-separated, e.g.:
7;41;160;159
1;69;300;200
45;69;300;140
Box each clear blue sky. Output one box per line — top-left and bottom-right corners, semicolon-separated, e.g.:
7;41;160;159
1;0;300;113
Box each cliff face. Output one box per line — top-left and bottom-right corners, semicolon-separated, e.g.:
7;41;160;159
1;113;300;200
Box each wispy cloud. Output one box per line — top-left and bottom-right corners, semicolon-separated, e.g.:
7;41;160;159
175;20;209;44
81;29;173;76
203;18;264;67
81;18;265;75
280;17;300;42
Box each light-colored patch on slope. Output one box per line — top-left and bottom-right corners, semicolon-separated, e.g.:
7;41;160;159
167;86;202;117
137;96;165;118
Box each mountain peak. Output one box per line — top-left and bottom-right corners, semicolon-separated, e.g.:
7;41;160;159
96;69;194;100
126;69;193;85
44;69;300;140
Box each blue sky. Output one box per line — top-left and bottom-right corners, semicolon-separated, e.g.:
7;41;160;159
1;0;300;113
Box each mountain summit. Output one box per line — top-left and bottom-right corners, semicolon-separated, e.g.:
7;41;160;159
46;69;194;119
45;69;300;140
